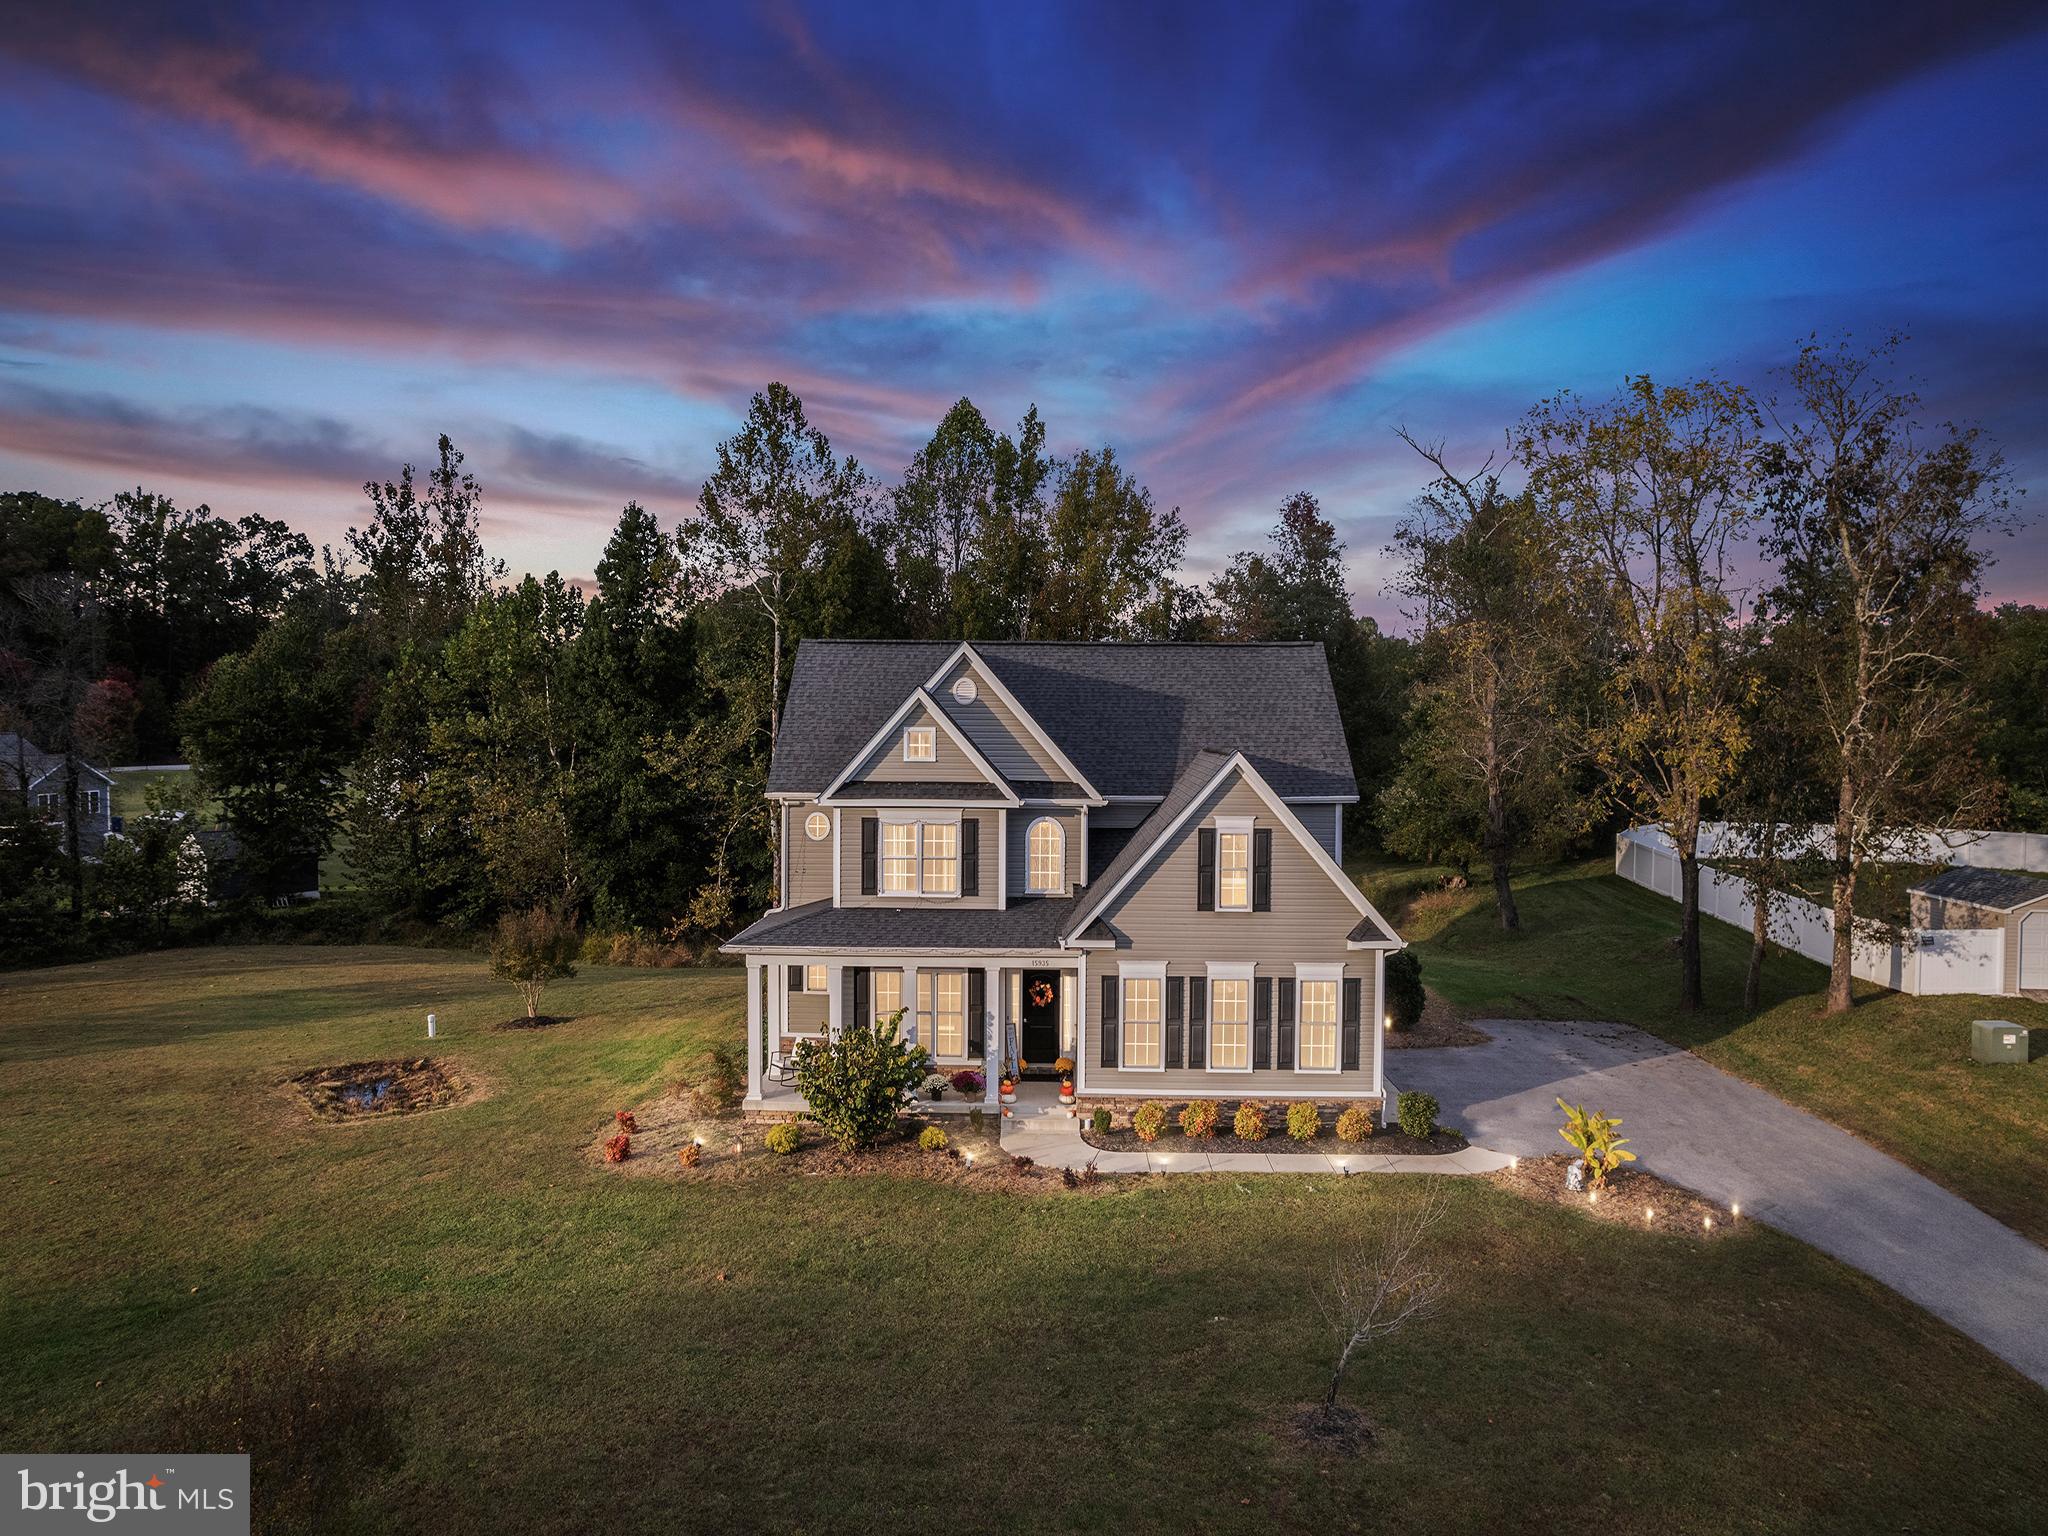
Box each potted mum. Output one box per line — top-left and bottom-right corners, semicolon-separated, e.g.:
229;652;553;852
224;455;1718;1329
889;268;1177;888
920;1070;951;1102
1055;1056;1076;1102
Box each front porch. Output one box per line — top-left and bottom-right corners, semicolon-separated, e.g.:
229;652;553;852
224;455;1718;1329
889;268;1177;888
741;954;1083;1112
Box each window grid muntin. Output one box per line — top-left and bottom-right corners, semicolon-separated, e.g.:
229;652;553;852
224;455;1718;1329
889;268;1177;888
1027;817;1063;892
804;810;830;841
902;725;936;762
1299;980;1339;1070
1217;830;1251;910
1122;977;1163;1068
882;821;919;893
921;821;959;895
1210;977;1251;1069
873;969;902;1025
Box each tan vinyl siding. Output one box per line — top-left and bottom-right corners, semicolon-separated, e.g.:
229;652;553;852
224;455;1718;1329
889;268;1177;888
1291;801;1340;858
784;800;835;906
839;808;1001;909
850;706;999;785
784;989;828;1041
935;661;1066;781
1008;806;1083;897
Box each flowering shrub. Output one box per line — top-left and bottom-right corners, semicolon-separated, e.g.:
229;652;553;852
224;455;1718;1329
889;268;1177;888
1334;1106;1374;1143
950;1069;985;1095
1233;1102;1269;1141
1397;1091;1440;1140
1286;1101;1321;1142
1090;1106;1112;1135
791;1013;929;1151
1053;1056;1075;1076
615;1109;637;1133
602;1132;630;1164
1179;1099;1219;1138
677;1142;702;1168
921;1072;952;1099
763;1123;801;1155
1133;1102;1167;1143
918;1125;950;1152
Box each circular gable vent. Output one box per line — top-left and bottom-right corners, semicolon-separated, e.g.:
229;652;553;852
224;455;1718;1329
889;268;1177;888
951;676;978;704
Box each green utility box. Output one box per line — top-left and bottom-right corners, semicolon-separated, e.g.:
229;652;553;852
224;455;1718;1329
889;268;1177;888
1971;1019;2029;1065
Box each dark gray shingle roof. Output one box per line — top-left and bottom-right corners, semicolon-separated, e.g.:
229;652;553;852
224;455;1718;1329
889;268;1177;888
1909;865;2048;913
1348;913;1397;945
725;898;1074;952
831;781;1006;801
767;642;1356;800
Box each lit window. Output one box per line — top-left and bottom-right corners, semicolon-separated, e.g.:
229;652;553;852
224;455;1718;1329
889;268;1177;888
924;970;966;1058
883;822;919;893
951;676;978;704
921;821;958;895
1218;830;1250;911
1210;977;1250;1069
1027;817;1063;893
903;725;936;762
1122;976;1163;1068
804;811;829;841
1299;980;1339;1070
874;968;902;1026
804;964;828;994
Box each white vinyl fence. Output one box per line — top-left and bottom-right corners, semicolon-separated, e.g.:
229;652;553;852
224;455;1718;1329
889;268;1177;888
1614;824;2017;998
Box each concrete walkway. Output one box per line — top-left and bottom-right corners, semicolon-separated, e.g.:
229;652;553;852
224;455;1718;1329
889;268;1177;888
1389;1018;2048;1392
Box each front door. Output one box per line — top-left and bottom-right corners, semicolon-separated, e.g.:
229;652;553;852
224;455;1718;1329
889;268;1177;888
1019;969;1061;1069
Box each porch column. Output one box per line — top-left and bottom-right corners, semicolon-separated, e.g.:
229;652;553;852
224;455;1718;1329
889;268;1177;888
745;958;764;1097
827;961;844;1041
770;961;787;1054
982;963;1002;1105
901;964;918;1049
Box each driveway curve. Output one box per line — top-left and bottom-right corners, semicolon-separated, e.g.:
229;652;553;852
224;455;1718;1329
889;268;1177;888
1391;1018;2048;1391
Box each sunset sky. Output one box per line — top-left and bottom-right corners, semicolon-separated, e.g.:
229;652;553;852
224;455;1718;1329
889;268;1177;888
2;1;2043;624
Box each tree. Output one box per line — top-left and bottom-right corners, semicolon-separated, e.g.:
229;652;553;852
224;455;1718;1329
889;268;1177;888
1520;376;1761;1007
790;1010;931;1152
1971;604;2048;830
345;435;502;661
489;905;580;1020
1757;335;2011;1013
1035;447;1191;639
1315;1185;1449;1414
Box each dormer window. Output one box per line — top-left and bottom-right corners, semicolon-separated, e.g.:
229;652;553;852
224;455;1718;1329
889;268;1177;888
1215;816;1252;911
902;725;936;762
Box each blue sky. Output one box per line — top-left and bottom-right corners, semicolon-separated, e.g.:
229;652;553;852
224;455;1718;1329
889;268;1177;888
0;0;2041;623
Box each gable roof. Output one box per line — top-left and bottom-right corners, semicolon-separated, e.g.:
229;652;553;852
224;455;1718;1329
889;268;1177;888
769;642;1357;800
924;642;1102;802
1910;865;2048;914
0;732;113;790
817;686;1016;805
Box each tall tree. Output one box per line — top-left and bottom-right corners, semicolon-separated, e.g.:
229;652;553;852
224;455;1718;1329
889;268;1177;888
1758;336;2010;1013
1520;376;1761;1008
1971;604;2048;830
1035;447;1191;640
345;435;503;661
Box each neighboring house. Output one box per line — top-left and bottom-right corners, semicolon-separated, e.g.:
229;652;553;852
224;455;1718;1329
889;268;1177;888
723;641;1404;1110
194;828;322;905
0;730;115;857
1910;867;2048;994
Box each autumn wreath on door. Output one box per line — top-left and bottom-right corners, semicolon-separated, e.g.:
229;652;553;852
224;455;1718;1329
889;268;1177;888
1028;979;1055;1008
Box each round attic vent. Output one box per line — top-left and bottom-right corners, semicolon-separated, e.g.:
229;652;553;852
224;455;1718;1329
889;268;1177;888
951;676;978;704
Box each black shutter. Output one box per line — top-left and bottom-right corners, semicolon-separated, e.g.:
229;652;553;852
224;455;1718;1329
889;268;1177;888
842;966;861;1030
1253;828;1273;912
1187;976;1206;1069
1276;977;1297;1070
1196;827;1216;911
854;967;871;1026
1165;975;1185;1069
1253;977;1273;1070
1342;976;1362;1070
961;817;980;896
968;969;987;1057
788;964;802;995
1100;975;1119;1068
860;816;878;894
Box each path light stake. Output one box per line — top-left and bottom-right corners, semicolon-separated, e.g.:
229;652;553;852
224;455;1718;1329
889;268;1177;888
1731;1203;1740;1220
1703;1215;1714;1231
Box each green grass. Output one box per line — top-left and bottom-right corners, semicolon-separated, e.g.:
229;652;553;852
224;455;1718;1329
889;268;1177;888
1374;859;2048;1244
3;948;2045;1534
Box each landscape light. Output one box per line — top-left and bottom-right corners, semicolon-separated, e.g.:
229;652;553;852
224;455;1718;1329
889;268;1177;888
1645;1207;1655;1222
1588;1189;1598;1205
692;1137;703;1147
1703;1215;1714;1231
1731;1203;1740;1219
1509;1155;1519;1169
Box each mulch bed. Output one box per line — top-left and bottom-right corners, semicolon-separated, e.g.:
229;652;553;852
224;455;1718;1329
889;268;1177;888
1383;987;1491;1050
1287;1402;1375;1458
492;1014;574;1031
1082;1123;1466;1156
292;1058;471;1120
1489;1152;1740;1239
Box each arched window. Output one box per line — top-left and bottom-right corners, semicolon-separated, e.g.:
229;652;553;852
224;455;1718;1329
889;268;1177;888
1026;816;1064;893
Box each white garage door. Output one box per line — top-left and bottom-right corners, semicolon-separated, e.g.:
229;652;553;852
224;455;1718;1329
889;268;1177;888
2023;911;2048;991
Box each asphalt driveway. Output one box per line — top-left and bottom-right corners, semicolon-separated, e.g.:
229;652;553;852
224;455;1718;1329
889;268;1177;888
1390;1018;2048;1391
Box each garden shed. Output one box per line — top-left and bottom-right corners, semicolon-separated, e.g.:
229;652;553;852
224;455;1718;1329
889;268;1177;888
1908;867;2048;994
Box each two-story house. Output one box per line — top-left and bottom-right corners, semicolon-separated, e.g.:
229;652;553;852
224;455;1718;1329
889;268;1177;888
1;731;116;857
724;640;1404;1112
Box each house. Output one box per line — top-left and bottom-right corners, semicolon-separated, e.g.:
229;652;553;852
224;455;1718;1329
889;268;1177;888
0;730;115;857
1909;867;2048;993
723;640;1404;1111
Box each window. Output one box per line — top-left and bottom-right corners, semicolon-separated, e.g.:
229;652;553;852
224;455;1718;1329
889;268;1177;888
804;810;830;842
882;821;919;893
950;675;977;704
1026;817;1064;893
921;969;967;1058
873;968;902;1026
1209;975;1251;1070
1298;978;1340;1071
921;821;959;895
34;792;58;817
1121;975;1163;1069
84;789;102;816
804;964;828;994
1217;824;1251;911
903;725;936;762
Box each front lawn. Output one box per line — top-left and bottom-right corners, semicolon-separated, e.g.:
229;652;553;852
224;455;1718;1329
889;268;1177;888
1;947;2044;1535
1375;860;2048;1244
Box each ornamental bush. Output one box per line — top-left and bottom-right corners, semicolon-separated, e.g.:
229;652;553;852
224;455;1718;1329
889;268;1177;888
677;1142;701;1168
918;1125;949;1152
1397;1090;1439;1140
1233;1102;1268;1141
1090;1106;1113;1135
602;1132;630;1164
1180;1099;1219;1139
1334;1106;1374;1143
950;1068;984;1095
614;1109;637;1133
763;1123;801;1155
791;1012;930;1152
1133;1102;1167;1143
1286;1101;1321;1142
1384;949;1425;1032
489;904;580;1020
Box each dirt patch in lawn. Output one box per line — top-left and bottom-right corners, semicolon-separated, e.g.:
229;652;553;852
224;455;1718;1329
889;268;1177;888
1490;1153;1740;1239
292;1058;474;1121
1287;1402;1376;1458
492;1014;574;1031
1384;987;1491;1049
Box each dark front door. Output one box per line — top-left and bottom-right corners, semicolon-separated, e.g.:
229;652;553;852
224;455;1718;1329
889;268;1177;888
1019;969;1061;1069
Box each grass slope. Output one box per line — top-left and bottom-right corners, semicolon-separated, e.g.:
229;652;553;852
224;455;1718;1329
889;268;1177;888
3;947;2044;1534
1374;860;2048;1244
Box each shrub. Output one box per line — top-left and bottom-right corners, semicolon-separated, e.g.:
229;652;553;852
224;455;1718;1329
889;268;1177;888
1286;1101;1321;1142
1397;1091;1439;1140
1384;949;1425;1032
918;1125;949;1152
968;1106;986;1134
950;1068;985;1096
677;1142;701;1169
790;1012;930;1151
614;1109;637;1133
603;1132;630;1163
1334;1106;1374;1143
489;905;580;1019
1133;1102;1167;1143
1233;1102;1268;1141
1556;1098;1636;1188
702;1043;746;1114
1180;1099;1219;1139
763;1123;801;1155
1090;1106;1112;1135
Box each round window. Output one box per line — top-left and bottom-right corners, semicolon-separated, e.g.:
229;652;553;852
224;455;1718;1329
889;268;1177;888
951;676;978;704
804;811;830;841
